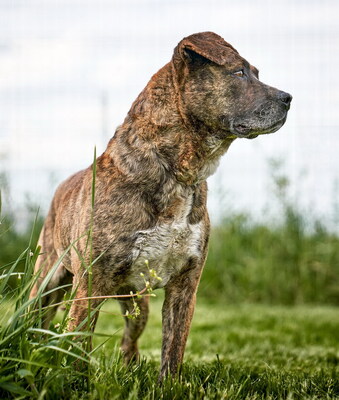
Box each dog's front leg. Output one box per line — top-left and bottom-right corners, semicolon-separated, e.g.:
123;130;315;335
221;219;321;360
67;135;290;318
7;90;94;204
119;296;150;364
159;264;203;380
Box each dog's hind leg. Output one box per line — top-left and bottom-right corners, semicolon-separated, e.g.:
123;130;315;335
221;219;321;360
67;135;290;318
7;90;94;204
30;260;73;329
67;275;105;349
119;296;149;364
30;224;73;329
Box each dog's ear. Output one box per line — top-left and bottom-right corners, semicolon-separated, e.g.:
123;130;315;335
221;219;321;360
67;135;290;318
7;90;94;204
173;32;238;68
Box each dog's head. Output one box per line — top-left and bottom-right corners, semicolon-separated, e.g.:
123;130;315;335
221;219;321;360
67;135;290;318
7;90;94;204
172;32;292;140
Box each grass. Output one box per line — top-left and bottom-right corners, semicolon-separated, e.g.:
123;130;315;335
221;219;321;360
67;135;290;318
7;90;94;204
94;294;339;363
1;163;339;399
56;296;339;399
1;291;339;399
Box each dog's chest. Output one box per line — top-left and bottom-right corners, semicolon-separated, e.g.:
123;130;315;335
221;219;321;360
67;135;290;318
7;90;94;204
127;197;204;290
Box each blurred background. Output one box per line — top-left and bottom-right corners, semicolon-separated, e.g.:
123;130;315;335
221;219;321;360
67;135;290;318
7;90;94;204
1;0;339;304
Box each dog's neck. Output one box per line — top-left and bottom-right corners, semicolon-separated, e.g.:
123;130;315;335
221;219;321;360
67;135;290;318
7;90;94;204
104;63;234;186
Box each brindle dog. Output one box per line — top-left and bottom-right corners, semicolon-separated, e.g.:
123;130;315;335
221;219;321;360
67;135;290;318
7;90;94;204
30;32;292;379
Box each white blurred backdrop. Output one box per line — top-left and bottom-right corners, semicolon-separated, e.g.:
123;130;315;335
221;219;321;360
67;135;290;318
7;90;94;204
0;0;338;227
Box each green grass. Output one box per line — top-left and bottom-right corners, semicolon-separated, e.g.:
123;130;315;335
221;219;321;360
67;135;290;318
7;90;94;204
76;297;339;399
1;270;339;399
2;293;339;399
1;164;339;399
39;294;339;400
94;294;339;363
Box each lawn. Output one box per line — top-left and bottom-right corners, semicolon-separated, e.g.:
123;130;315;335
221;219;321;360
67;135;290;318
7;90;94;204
74;294;339;400
1;286;339;399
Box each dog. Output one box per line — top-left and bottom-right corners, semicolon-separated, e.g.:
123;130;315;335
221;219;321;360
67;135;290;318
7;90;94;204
30;31;292;379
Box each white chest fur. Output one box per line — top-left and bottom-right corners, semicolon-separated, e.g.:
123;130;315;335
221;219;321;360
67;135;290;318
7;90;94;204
127;194;204;291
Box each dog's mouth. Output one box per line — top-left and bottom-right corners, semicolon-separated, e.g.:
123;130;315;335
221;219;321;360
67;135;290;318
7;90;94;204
229;116;287;140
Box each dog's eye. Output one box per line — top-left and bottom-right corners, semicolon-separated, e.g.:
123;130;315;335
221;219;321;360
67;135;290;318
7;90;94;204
233;70;244;78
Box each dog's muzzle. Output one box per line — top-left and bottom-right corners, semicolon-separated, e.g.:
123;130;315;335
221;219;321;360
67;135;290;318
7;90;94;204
228;91;292;139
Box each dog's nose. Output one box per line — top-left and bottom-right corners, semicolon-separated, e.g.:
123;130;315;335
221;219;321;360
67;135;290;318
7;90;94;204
278;91;292;107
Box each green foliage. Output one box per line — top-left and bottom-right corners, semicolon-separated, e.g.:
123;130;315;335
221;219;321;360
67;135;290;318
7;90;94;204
201;213;339;304
200;161;339;304
0;200;43;290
